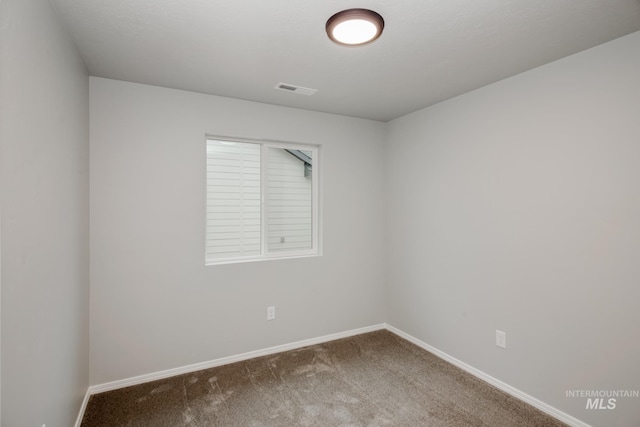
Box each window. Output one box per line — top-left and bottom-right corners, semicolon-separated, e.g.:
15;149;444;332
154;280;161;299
206;137;320;264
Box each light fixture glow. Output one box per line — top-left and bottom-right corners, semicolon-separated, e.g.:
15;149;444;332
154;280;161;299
326;9;384;46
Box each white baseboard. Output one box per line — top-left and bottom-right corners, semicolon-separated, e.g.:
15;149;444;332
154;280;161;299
385;324;591;427
87;323;385;395
74;388;91;427
76;323;589;427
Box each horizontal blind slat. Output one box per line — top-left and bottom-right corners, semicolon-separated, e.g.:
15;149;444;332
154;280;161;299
266;147;312;252
206;140;262;260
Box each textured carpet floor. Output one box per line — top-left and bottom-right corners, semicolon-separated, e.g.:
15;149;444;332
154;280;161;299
81;330;568;426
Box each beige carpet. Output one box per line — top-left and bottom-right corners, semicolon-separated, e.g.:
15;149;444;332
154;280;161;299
81;330;568;426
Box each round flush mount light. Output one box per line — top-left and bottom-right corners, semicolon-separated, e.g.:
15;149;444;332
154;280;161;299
326;9;384;46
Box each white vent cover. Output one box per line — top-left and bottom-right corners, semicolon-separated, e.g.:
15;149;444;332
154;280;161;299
274;82;318;96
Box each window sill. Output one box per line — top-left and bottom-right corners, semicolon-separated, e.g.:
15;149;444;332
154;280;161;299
205;251;321;266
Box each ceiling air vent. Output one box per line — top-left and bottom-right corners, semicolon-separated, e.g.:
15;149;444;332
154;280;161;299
274;82;318;96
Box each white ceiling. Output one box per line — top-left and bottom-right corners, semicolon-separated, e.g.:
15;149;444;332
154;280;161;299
51;0;640;122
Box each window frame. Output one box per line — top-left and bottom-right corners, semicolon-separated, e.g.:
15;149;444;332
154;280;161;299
205;136;321;265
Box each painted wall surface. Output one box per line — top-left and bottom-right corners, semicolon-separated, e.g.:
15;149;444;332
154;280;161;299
386;31;640;427
0;0;90;426
89;77;387;385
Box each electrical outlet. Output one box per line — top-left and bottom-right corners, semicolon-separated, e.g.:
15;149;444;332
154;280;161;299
496;330;506;349
267;306;276;321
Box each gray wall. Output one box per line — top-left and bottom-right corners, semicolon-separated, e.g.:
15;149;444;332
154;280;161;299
0;0;90;426
386;32;640;427
89;77;387;385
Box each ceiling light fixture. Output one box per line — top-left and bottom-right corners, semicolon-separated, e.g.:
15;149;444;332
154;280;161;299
326;9;384;46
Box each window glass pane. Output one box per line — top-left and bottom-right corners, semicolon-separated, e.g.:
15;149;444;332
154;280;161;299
267;147;313;252
206;140;261;260
206;138;318;265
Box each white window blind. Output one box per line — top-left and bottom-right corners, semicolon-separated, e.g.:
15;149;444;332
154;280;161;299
206;138;319;264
